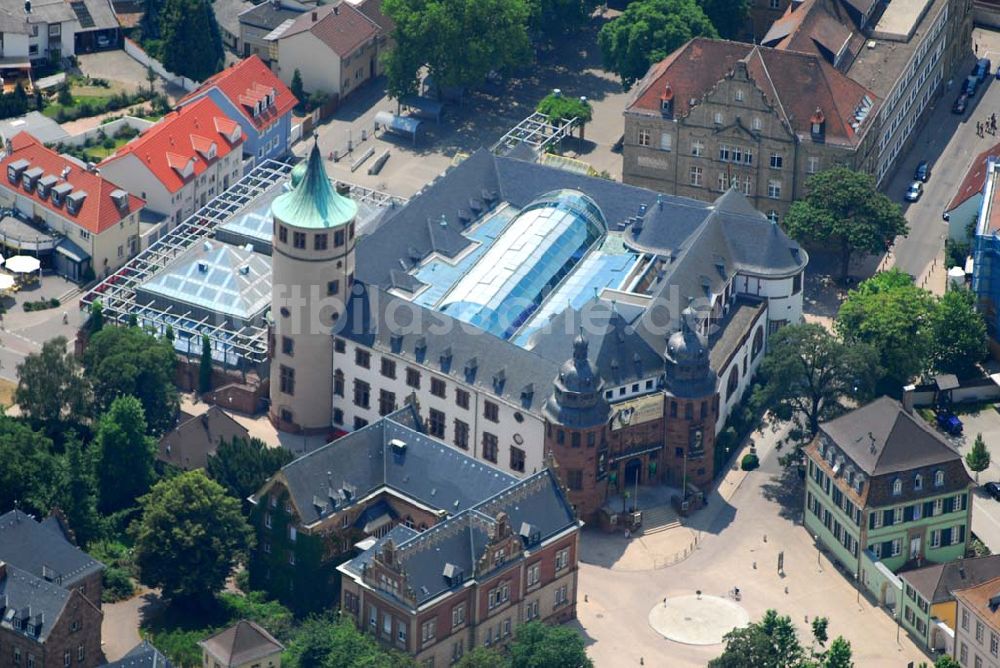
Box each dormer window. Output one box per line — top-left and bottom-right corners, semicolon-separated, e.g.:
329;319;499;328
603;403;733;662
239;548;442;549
914;474;923;491
892;478;902;496
660;83;674;118
935;470;945;487
810;108;826;142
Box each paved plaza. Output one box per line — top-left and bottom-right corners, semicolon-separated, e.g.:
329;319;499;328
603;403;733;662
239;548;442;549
648;595;750;646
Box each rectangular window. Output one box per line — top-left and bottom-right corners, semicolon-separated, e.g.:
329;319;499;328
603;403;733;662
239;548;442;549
431;377;446;398
808;156;820;174
931;529;941;548
353;379;371;409
314;233;328;250
637;129;651;146
327;279;339;296
428;408;446;438
991;632;998;656
770;153;783;169
567;469;583;490
421;619;437;643
379;389;396;416
293;231;306;249
452;603;466;628
381;357;396;379
556;547;570;570
527;563;540;586
483;432;498;463
659;132;672;151
689;165;703;187
718;172;729;192
334;229;346;247
406;368;421;388
281;336;294;356
767;180;782;199
977;621;985;643
891;538;901;557
279;225;288;243
454;419;470;449
894;507;903;525
484;400;499;422
279;365;295;395
456;388;470;409
691;140;704;157
355;348;371;368
719;144;730;161
964;609;971;631
335;338;345;353
934;498;943;516
510;446;526;472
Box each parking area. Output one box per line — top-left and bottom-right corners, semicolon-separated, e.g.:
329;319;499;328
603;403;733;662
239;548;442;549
940;403;1000;552
75;50;187;100
301;11;630;198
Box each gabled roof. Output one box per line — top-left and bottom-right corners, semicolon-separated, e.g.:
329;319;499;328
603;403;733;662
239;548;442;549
948;143;1000;212
0;562;72;642
157;406;250;470
179;56;298;131
238;0;308;30
272;3;378;56
819;397;963;477
101;97;243;194
626;38;878;147
0;132;144;234
0;510;105;588
198;620;283;666
903;555;1000;605
954;575;1000;629
105;641;173;668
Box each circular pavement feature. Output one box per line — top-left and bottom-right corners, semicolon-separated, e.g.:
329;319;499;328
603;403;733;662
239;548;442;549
648;594;751;645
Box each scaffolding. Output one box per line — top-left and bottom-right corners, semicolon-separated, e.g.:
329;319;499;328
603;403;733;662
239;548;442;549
492;111;578;157
81;160;294;368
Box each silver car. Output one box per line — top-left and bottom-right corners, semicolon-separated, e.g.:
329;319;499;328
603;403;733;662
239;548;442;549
905;181;923;202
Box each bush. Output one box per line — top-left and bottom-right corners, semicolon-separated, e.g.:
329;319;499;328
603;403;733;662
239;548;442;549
22;298;60;312
102;136;116;150
103;566;136;602
741;453;760;471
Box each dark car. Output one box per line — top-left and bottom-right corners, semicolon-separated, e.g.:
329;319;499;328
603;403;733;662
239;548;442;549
954;94;970;114
936;410;964;435
964;75;980;96
914;160;931;182
985;482;1000;501
975;58;992;82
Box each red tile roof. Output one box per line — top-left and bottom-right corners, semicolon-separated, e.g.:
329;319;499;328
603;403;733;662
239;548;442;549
0;132;144;235
102;97;244;194
948;142;1000;211
278;4;378;57
626;38;878;147
179;55;298;131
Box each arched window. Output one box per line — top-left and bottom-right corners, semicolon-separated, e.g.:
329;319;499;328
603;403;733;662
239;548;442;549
892;478;902;496
914;474;923;490
726;367;739;401
751;327;764;360
934;470;945;487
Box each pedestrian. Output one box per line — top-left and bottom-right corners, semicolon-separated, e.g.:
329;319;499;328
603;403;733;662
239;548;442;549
625;529;631;539
977;122;982;137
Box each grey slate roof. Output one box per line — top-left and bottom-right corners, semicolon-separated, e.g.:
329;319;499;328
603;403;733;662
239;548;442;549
902;555;1000;605
238;0;307;30
0;510;104;587
199;620;284;666
337;282;561;413
272;405;519;526
158;406;250;470
820;397;962;477
105;641;173;668
0;562;71;642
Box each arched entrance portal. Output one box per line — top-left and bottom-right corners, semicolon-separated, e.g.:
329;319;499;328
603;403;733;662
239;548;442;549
625;458;642;487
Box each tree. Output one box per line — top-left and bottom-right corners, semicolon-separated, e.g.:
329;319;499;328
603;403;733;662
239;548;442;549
926;657;962;668
509;621;593;668
755;324;878;438
598;0;717;88
55;433;101;546
88;300;104;334
83;326;179;435
290;69;305;109
92;396;158;513
709;609;804;668
930;288;987;378
536;92;593;140
132;470;253;606
199;334;213;394
0;416;59;515
146;66;158;96
58;83;73;106
15;336;91;432
159;0;224;82
382;0;532;99
527;0;598;37
698;0;749;39
284;615;413;668
967;433;991;483
456;647;508;668
783;167;908;281
836;269;937;391
821;637;853;668
811;616;828;647
206;436;294;501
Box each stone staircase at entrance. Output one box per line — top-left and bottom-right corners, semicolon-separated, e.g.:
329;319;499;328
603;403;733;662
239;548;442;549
638;504;681;535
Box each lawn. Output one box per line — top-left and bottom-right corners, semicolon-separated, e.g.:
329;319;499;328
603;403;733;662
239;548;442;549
0;378;15;410
42;94;115;119
81;136;131;160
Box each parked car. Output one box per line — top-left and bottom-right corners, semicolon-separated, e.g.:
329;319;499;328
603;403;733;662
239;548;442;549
975;58;992;82
914;160;931;182
985;482;1000;500
905;181;923;202
964;75;980;96
953;94;970;114
936;409;963;435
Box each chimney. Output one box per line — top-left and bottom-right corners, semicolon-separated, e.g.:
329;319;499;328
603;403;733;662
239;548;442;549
311;9;317;21
333;4;339;14
902;384;916;414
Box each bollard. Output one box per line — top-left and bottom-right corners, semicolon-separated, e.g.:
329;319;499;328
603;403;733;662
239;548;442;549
763;534;767;542
784;586;789;594
753;561;757;569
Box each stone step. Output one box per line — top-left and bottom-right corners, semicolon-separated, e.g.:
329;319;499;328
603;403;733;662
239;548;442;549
638;505;681;535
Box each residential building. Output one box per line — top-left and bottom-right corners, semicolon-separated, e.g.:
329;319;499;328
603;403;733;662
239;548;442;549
0;131;144;280
157;406;251;470
0;0;120;70
263;0;390;99
803;397;973;589
623;0;972;216
0;562;104;668
0;111;69;146
0;510;105;607
900;555;1000;654
946;141;1000;243
199;620;284;668
269;144;805;522
99;97;245;229
177;55;298;168
104;641;173;668
237;0;308;63
955;575;1000;668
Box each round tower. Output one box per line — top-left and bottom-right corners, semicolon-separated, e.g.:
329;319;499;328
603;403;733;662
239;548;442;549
663;307;719;491
543;333;612;521
269;143;357;433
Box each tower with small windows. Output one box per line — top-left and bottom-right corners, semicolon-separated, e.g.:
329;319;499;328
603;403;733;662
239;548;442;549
269;142;357;433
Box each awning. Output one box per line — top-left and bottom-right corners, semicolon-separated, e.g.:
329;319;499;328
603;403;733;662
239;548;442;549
55;236;90;264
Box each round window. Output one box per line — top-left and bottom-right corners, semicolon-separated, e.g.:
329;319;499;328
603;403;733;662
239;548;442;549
513;433;524;445
280;307;290;318
514;411;524;423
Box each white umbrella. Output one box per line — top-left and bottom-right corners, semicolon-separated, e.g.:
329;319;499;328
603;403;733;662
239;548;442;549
0;275;15;291
5;255;40;274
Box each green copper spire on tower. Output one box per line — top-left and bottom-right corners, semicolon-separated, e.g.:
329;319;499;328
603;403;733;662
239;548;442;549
272;142;357;229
